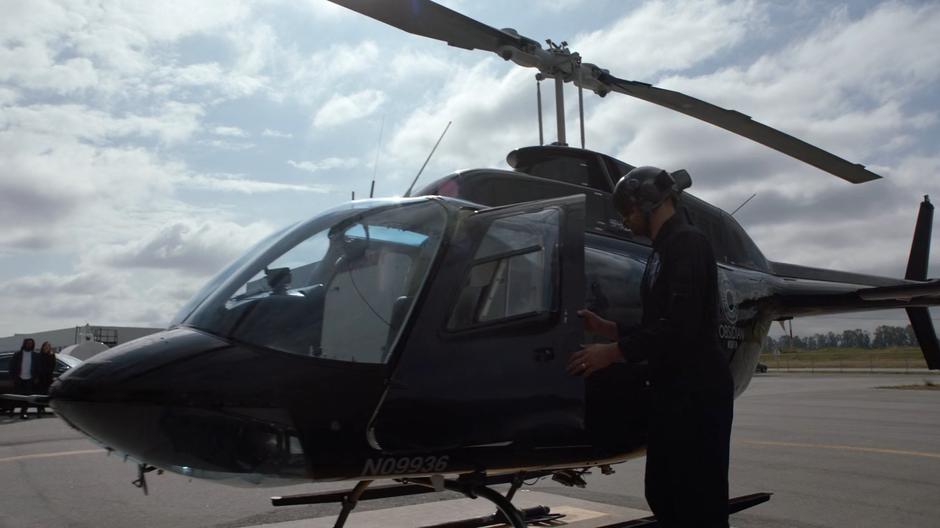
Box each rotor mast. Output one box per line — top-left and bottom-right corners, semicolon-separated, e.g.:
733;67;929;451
509;36;590;147
547;40;569;146
554;76;566;145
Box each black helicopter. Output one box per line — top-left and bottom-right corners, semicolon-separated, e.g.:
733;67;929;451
7;1;940;527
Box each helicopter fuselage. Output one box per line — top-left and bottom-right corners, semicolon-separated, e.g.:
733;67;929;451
49;146;933;487
48;183;772;487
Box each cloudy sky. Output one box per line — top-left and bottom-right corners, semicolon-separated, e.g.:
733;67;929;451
1;0;938;339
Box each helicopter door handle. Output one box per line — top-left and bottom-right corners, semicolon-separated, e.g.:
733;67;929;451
533;347;555;362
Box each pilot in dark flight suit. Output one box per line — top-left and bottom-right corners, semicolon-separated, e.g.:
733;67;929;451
568;166;734;528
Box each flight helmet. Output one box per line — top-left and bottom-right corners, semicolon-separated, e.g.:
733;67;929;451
612;166;679;216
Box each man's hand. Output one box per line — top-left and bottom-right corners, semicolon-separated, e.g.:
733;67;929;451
578;309;618;340
567;342;622;377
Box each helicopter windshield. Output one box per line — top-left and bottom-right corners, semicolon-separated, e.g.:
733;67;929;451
180;199;448;363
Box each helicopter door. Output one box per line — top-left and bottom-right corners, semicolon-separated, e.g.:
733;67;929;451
370;195;586;451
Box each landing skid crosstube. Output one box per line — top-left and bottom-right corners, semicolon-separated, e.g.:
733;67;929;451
270;472;770;528
271;471;553;528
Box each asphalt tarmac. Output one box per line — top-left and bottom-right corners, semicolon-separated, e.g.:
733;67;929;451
1;373;938;528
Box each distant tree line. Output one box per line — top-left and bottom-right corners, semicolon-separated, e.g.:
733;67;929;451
768;324;919;350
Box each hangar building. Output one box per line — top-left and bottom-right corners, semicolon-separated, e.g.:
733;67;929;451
0;324;163;353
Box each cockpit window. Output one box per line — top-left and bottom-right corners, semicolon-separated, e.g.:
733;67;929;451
345;225;429;246
182;200;448;363
168;225;291;327
447;207;560;329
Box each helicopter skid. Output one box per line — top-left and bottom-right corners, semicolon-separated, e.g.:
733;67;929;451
272;471;551;527
271;473;770;527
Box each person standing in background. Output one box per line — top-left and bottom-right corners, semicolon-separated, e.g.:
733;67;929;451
10;338;38;419
36;341;56;417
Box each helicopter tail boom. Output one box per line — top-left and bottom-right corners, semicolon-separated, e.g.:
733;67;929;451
768;196;940;369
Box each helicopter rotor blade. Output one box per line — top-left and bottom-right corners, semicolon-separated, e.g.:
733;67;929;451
332;0;882;184
329;0;524;53
593;73;881;184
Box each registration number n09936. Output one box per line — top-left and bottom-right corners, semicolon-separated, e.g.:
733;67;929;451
361;455;449;476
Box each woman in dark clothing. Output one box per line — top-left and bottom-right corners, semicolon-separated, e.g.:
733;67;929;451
36;341;56;416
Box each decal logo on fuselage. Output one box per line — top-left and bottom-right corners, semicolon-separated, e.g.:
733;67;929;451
717;270;742;349
717;270;738;325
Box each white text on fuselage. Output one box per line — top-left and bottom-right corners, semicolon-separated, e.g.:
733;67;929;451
362;455;450;476
719;324;744;349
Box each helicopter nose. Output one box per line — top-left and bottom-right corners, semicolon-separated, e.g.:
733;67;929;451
51;327;227;401
49;328;231;466
48;328;312;482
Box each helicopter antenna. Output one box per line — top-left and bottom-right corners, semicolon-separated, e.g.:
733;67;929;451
554;75;565;145
731;193;757;216
577;56;585;149
405;120;452;197
535;74;544;145
369;115;386;198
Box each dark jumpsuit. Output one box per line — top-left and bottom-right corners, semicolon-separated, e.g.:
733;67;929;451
617;213;734;528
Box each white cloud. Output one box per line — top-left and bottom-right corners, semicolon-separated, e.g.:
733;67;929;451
100;219;274;274
574;0;759;78
0;272;116;327
390;49;458;82
287;157;360;173
227;31;380;105
0;214;279;331
536;0;587;12
0;268;216;331
0;87;18;105
176;173;333;194
313;90;386;128
0;0;254;98
1;102;204;145
890;155;940;189
212;126;249;137
383;60;534;178
292;0;349;19
0;43;100;94
1;272;112;298
202;139;257;151
0;128;185;249
262;128;294;139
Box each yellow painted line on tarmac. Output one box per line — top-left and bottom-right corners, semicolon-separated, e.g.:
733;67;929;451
738;439;940;460
0;449;106;464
